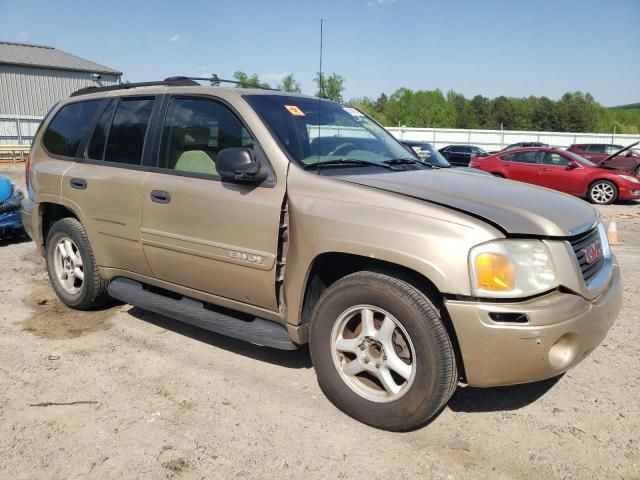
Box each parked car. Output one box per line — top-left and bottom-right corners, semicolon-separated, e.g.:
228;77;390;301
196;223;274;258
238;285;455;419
400;140;490;175
22;78;622;430
567;143;640;175
469;147;640;204
439;144;489;166
0;176;24;238
502;142;550;151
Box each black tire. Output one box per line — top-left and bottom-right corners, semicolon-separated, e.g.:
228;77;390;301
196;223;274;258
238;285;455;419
588;180;618;205
309;271;457;431
45;217;110;310
492;173;504;178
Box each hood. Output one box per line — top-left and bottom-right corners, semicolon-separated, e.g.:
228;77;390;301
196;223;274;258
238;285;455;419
340;170;597;237
597;141;640;167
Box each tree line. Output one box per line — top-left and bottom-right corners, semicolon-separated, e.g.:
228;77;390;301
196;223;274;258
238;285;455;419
231;71;640;134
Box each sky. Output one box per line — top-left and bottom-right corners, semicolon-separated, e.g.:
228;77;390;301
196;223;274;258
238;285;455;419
1;0;639;106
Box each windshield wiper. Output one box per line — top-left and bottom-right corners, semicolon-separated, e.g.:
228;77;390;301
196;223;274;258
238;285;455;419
304;159;399;170
383;158;433;168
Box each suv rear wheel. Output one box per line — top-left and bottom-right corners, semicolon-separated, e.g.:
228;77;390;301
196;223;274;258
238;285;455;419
309;271;457;431
45;218;110;310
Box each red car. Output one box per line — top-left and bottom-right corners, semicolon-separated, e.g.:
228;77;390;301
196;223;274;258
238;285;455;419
469;147;640;204
568;143;640;176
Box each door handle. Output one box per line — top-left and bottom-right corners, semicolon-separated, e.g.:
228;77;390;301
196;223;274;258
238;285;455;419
70;178;87;190
150;190;171;204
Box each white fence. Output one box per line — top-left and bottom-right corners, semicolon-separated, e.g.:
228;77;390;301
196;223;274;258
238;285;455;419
386;127;640;151
0;115;43;145
2;114;639;152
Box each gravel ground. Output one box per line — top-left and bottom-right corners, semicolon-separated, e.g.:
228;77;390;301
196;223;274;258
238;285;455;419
1;163;639;479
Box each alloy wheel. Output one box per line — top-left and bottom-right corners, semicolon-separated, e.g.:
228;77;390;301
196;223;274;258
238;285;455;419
331;305;416;403
591;183;615;204
52;237;85;295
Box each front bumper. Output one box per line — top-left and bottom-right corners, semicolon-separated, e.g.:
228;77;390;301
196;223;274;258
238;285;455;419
618;185;640;200
445;263;622;387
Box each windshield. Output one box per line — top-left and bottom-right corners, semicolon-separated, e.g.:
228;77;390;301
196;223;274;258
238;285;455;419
244;95;419;171
564;150;596;166
407;143;450;167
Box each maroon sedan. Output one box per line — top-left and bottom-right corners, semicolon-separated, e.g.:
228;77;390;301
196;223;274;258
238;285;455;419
469;147;640;204
568;143;640;175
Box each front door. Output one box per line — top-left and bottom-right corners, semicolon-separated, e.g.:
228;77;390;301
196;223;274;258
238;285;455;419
140;96;285;311
537;152;586;195
61;96;158;276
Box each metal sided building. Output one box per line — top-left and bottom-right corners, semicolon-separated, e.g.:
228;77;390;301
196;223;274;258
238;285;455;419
0;41;122;145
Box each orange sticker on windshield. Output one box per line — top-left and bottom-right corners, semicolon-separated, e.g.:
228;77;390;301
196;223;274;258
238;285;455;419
284;105;305;116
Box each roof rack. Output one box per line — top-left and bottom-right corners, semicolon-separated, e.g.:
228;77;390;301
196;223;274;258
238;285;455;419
71;74;280;97
166;75;280;91
70;78;200;97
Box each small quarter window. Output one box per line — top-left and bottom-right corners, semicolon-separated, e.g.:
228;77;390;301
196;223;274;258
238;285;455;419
103;97;155;165
87;100;117;160
42;100;102;157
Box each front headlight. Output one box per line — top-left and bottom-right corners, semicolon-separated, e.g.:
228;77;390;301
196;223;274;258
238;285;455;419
619;175;640;184
469;240;558;298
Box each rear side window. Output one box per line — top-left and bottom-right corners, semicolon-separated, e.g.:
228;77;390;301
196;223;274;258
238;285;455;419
502;151;539;164
42;100;102;157
588;145;606;153
103;97;155;165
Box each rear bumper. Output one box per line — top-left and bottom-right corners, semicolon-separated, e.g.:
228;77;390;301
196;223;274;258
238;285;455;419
19;196;34;239
445;264;622;387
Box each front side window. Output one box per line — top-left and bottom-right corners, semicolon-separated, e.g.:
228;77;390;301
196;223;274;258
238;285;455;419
42;100;102;157
605;145;624;155
244;95;415;171
158;97;255;176
542;152;570;167
103;97;155;165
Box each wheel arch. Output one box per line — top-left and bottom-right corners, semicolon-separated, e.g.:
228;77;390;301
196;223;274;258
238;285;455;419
294;251;466;381
38;202;81;252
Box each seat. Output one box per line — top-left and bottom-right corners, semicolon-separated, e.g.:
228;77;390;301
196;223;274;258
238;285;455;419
174;150;217;175
173;126;218;176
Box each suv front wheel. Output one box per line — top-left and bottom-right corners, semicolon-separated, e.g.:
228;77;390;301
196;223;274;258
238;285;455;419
45;217;110;310
309;271;457;431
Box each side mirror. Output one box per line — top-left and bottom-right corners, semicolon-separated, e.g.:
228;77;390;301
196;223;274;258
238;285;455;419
626;151;633;157
566;161;579;170
216;148;266;183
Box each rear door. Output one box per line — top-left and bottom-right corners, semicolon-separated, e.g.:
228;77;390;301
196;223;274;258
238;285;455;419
140;95;284;311
537;152;585;195
499;151;541;183
60;96;158;276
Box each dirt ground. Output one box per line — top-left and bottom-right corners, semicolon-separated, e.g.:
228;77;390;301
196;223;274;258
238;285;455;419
1;163;638;479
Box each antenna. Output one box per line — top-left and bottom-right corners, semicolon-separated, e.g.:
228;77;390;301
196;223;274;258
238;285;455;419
316;18;324;175
319;19;324;98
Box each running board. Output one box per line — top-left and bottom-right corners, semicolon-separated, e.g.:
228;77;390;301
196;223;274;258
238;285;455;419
108;278;297;350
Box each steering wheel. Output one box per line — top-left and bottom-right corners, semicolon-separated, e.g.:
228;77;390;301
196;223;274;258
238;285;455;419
328;142;357;157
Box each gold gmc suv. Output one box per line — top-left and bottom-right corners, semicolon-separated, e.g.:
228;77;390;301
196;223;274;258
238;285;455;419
21;77;622;430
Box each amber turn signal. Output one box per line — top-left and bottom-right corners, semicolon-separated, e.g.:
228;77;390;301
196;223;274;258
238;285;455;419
474;253;515;292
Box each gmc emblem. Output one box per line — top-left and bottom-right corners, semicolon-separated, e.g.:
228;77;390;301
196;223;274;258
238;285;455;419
583;240;602;264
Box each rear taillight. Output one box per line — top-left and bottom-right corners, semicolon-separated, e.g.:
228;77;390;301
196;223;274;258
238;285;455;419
25;156;31;190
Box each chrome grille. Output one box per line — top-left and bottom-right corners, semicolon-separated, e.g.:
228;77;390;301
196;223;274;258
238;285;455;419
569;227;604;284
